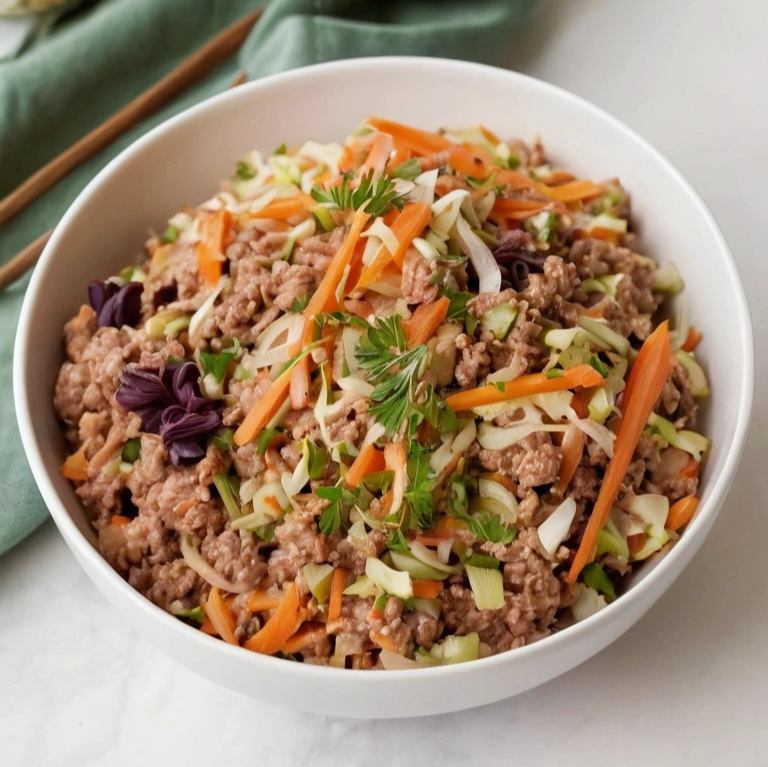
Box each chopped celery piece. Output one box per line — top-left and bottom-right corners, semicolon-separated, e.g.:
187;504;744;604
589;213;628;233
647;413;710;461
652;262;684;294
169;601;205;624
389;550;450;580
420;632;480;666
164;315;190;338
411;597;442;619
121;438;141;463
588;387;612;423
571;585;607;622
480;304;518;340
365;557;413;599
675;350;710;398
577;315;631;357
302;563;335;603
582;274;623;297
213;474;241;522
581;563;616;600
310;205;336;232
465;564;504;610
342;574;379;599
596;527;629;560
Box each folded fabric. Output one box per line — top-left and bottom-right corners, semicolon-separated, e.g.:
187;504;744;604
0;0;535;556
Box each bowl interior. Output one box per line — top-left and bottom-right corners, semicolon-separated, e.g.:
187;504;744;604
14;57;752;716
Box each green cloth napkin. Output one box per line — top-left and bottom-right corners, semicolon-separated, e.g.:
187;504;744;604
0;0;535;556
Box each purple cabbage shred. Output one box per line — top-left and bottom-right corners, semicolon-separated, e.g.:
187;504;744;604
116;362;221;466
88;279;143;329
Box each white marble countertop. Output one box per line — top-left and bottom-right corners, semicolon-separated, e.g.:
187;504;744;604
3;0;767;764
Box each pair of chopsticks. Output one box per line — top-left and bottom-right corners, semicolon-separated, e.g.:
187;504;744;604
0;7;263;294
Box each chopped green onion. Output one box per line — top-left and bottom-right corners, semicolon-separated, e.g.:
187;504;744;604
581;562;616;600
160;224;179;244
235;160;256;180
546;368;564;379
256;426;284;456
465;552;500;569
213;474;241;522
121;438;141;464
310;205;336;233
169;602;205;624
588;355;609;378
274;143;287;155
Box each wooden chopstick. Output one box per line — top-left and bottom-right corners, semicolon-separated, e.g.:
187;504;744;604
0;229;52;292
0;7;262;230
0;12;261;295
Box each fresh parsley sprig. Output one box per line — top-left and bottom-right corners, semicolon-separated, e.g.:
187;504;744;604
310;169;407;218
446;474;517;545
316;482;360;535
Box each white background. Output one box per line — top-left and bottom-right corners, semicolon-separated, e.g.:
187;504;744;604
2;0;767;764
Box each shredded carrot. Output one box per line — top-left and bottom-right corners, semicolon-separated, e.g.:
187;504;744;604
445;364;603;412
370;631;397;653
479;124;500;144
289;207;370;408
327;567;349;625
110;515;131;527
338;143;361;173
366;116;452;157
355;202;431;288
666;496;699;532
493;197;552;215
385;146;413;174
248;195;313;220
570;390;590;419
359;132;394;179
554;424;585;496
533;179;603;203
203;587;239;645
368;606;384;622
243;582;306;655
196;209;231;285
246;589;285;612
282;622;326;654
345;443;386;489
679;458;700;479
463;143;497;165
345;298;374;319
233;367;292;446
60;444;89;481
540;169;576;185
414;534;451;547
412;579;442;599
627;533;647;557
567;322;672;582
681;326;703;353
200;616;218;636
402;296;450;348
585;226;622;244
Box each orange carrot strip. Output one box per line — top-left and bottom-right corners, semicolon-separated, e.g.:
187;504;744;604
246;589;285;612
243;582;305;655
368;606;384;622
345;443;386;489
412;580;442;599
203;587;238;645
479;124;500;144
200;616;218;636
110;515;131;527
386;146;413;174
359;132;394;179
289;208;370;408
540;169;576;185
282;622;327;654
196;209;231;286
355;202;431;288
493;197;551;213
554;424;585;496
463;143;497;165
681;327;703;353
627;533;647;557
327;568;349;625
445;364;603;411
402;296;450;348
370;630;397;652
679;458;700;479
367;116;453;157
666;496;699;532
60;444;89;481
414;534;451;547
234;367;292;446
533;179;603;203
248;195;313;220
567;322;672;582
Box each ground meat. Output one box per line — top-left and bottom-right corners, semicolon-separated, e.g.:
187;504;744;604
660;357;698;428
368;597;413;656
328;529;387;574
645;446;700;501
264;261;322;312
486;302;543;377
569;466;600;503
326;594;373;639
476;432;562;489
63;304;97;363
292;226;346;271
200;529;267;592
267;511;327;584
143;242;203;306
518;255;585;326
403;609;442;650
454;334;490;388
401;247;439;304
222;373;270;427
325;395;372;446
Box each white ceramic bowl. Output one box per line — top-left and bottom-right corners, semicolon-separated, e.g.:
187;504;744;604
14;57;753;719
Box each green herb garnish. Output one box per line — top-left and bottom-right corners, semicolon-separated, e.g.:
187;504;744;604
446;474;516;544
274;143;287;155
443;290;478;335
390;158;422;181
311;169;407;218
199;339;242;383
546;368;565;379
588;354;609;378
235;160;256;180
121;438;141;463
316;483;360;535
288;295;310;313
256;426;284;456
581;562;616;600
160;224;179;244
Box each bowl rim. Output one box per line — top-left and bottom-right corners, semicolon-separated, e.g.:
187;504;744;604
14;55;754;683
